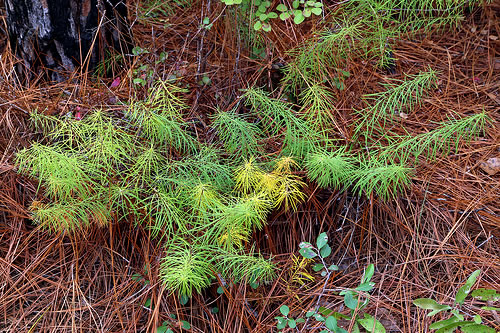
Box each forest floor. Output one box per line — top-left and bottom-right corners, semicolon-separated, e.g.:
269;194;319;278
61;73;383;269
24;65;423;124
0;0;499;332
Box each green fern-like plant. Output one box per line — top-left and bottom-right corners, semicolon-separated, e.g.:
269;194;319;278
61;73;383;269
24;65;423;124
211;108;262;158
305;149;356;190
354;68;438;140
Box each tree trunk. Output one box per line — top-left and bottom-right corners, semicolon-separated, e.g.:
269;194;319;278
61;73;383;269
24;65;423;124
5;0;132;81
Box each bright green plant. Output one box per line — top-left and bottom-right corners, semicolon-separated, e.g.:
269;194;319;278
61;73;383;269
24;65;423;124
276;232;386;332
15;81;285;299
223;0;323;32
354;68;438;140
211;108;263;158
414;269;499;332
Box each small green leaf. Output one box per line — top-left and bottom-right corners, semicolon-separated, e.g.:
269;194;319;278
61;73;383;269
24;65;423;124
356;282;375;292
180;295;189;305
203;17;210;25
428;317;460;330
316;232;328;249
471;288;500;301
481;306;500;311
280;305;290;316
328;264;339;271
314;313;325;322
262;23;271;32
181;320;191;330
460;324;495;333
277;317;287;329
299;247;317;259
362;264;375;283
306;311;315;317
288;319;296;328
217;286;224;294
311;7;322;15
259;13;268;20
344;292;358;310
253;21;262;30
133;78;146;85
455;269;480;305
313;263;324;272
276;4;287;11
201;76;211;85
413;298;444;310
293;12;305;24
279;12;290;20
296;318;305;323
299;242;311;248
144;298;151;307
449;309;464;320
157;325;169;333
303;8;311;17
292;0;300;9
358;314;386;333
325;316;338;330
211;307;219;314
321;270;327;277
320;244;331;258
267;12;278;18
473;315;482;324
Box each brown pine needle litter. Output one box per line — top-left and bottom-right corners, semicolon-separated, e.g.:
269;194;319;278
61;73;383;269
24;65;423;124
1;0;499;332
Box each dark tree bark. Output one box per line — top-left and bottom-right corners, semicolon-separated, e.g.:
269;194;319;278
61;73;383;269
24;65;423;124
5;0;133;81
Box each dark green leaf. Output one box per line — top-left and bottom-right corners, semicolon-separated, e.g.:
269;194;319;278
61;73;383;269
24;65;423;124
299;247;317;259
313;263;324;272
288;319;296;328
181;320;191;329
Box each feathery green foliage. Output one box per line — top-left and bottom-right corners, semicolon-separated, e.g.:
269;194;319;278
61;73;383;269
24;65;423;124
215;248;276;284
30;198;110;233
211;108;262;158
242;87;296;136
299;83;336;130
305;149;356;189
160;241;213;297
382;111;492;164
353;156;413;201
354;68;438;139
283;19;361;91
16;143;97;201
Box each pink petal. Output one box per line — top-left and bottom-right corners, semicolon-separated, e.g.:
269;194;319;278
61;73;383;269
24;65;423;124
110;77;121;88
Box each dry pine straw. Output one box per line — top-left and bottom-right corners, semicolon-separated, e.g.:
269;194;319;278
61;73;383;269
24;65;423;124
0;0;499;332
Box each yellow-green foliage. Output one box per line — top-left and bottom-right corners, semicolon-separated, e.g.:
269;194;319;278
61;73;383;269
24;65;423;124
234;156;307;212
